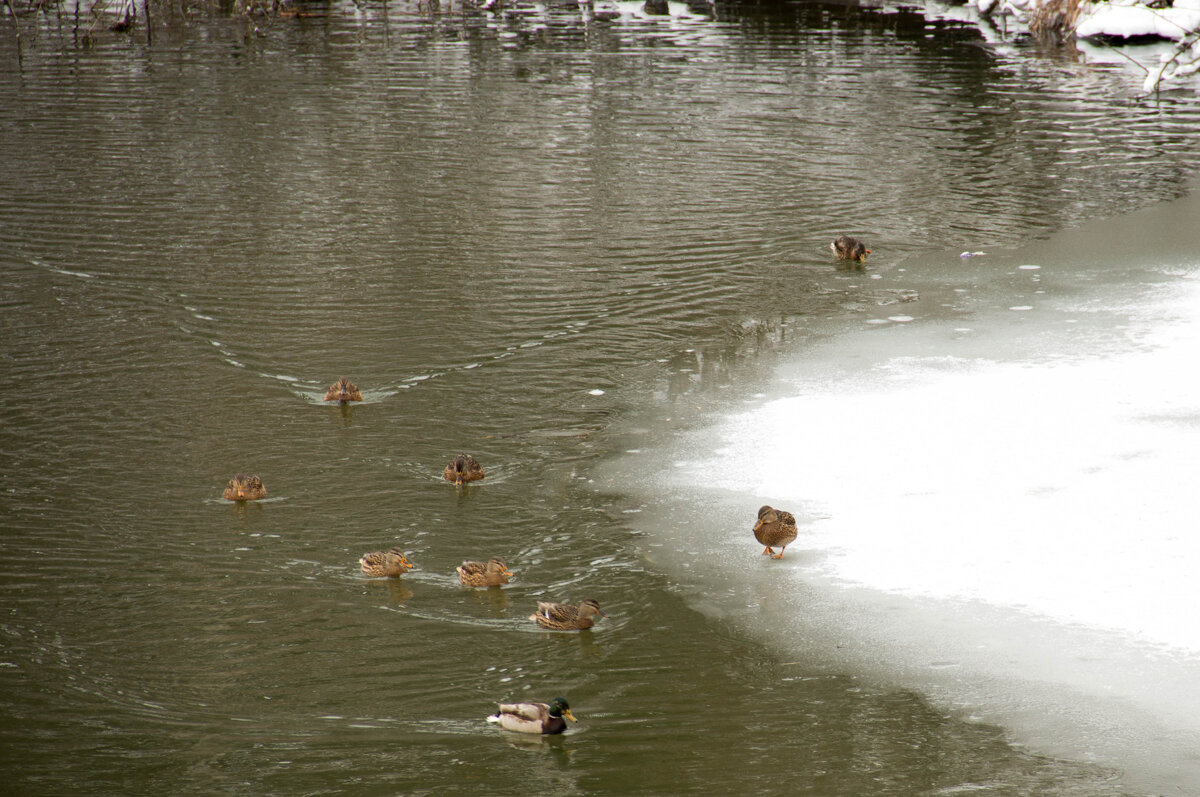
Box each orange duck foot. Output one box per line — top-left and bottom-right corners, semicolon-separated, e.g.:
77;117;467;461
761;547;775;556
770;551;786;560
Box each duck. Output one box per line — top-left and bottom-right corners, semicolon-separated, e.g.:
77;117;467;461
487;697;576;735
457;557;513;588
529;598;607;631
359;547;414;578
223;474;267;501
323;377;363;403
831;235;871;263
753;505;798;559
443;453;485;485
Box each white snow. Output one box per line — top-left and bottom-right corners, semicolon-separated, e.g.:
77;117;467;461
1075;0;1200;41
683;273;1200;653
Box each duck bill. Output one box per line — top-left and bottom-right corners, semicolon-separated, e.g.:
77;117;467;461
563;710;578;722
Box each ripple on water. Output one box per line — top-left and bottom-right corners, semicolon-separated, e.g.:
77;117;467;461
2;3;1198;795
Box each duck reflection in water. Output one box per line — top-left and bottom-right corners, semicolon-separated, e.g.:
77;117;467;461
364;577;413;604
470;585;514;615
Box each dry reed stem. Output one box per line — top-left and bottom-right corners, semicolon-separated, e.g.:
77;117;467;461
1029;0;1089;40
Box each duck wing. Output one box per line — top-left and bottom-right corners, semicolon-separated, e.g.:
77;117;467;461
497;702;548;722
536;602;580;623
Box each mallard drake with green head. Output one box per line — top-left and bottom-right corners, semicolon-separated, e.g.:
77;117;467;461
443;453;485;485
831;235;871;263
359;547;414;578
529;598;607;631
457;556;513;588
487;697;576;734
753;505;798;559
323;377;363;403
223;474;267;501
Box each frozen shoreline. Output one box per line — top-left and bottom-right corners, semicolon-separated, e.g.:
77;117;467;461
605;187;1200;792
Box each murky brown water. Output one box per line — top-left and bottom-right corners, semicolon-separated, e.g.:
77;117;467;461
2;1;1199;793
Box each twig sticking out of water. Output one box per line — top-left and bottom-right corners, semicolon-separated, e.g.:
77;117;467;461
1147;28;1200;96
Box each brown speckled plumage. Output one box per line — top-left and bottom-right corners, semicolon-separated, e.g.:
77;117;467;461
753;505;798;559
443;453;485;485
831;236;871;263
457;557;513;588
223;474;267;501
529;598;607;631
359;547;414;578
323;377;363;403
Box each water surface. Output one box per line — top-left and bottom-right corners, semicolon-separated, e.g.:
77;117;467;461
2;1;1199;793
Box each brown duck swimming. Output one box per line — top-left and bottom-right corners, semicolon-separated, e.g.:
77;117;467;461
359;547;414;578
457;557;513;588
323;377;363;403
223;474;267;501
487;697;577;734
443;453;485;485
831;235;871;263
529;598;607;631
753;505;798;559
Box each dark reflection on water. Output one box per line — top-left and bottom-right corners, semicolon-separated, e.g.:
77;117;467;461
1;0;1195;793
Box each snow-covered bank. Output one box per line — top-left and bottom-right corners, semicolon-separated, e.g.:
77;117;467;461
963;0;1200;41
975;0;1200;36
1072;0;1200;89
1074;0;1200;40
916;0;1200;92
